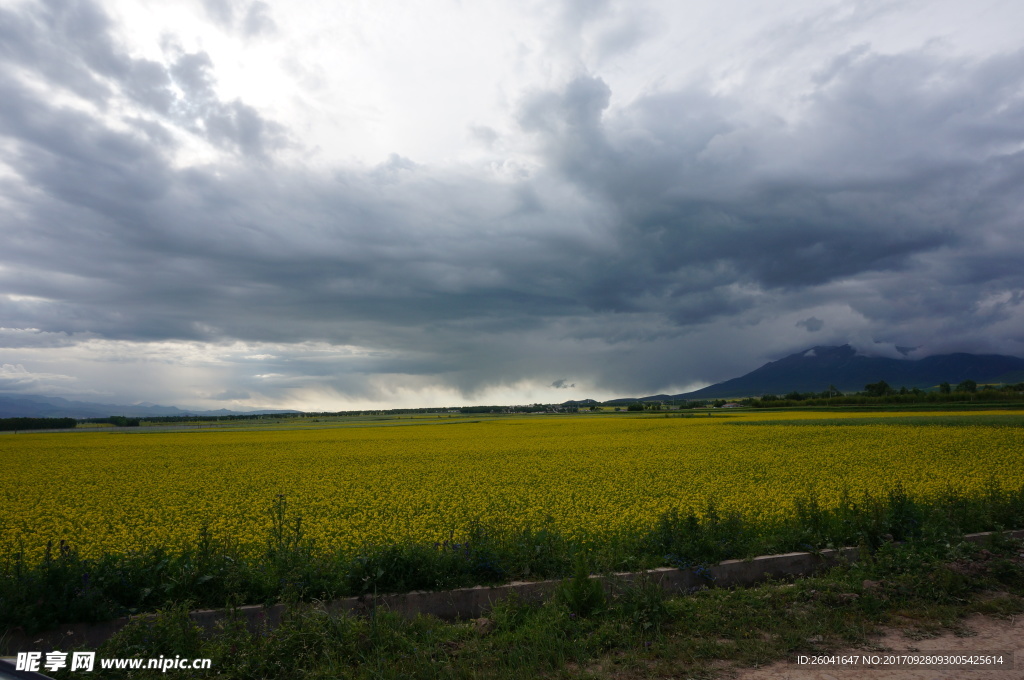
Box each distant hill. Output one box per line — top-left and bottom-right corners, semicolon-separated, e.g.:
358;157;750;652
991;369;1024;385
612;345;1024;402
0;394;301;419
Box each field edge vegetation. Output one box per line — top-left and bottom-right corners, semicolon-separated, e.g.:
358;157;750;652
28;531;1024;679
4;482;1024;635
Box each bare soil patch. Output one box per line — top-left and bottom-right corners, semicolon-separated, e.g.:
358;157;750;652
726;614;1022;680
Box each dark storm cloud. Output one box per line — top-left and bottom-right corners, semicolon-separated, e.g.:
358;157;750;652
0;0;114;103
514;47;1024;344
521;73;965;291
2;0;1023;403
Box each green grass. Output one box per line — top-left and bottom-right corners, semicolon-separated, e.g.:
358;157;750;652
728;413;1024;428
36;534;1024;679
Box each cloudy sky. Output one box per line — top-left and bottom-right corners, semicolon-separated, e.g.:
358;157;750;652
1;0;1023;410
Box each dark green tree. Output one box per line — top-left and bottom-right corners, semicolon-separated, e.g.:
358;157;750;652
108;415;140;427
955;379;977;393
864;380;892;397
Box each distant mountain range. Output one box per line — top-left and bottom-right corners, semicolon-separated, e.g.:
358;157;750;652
609;345;1024;402
0;394;300;419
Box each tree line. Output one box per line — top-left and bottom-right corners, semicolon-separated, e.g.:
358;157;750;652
745;379;1024;408
0;417;76;432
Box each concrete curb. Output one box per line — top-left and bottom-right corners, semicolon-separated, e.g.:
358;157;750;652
4;529;1022;653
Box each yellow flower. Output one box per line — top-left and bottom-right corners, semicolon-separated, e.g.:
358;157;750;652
2;410;1019;562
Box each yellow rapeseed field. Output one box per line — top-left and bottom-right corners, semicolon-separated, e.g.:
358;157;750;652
2;411;1021;562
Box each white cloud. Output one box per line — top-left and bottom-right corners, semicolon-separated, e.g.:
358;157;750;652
0;362;76;392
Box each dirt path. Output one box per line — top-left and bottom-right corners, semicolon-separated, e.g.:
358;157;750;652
728;614;1022;680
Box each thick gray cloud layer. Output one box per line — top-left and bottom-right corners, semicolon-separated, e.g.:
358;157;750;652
1;0;1022;407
